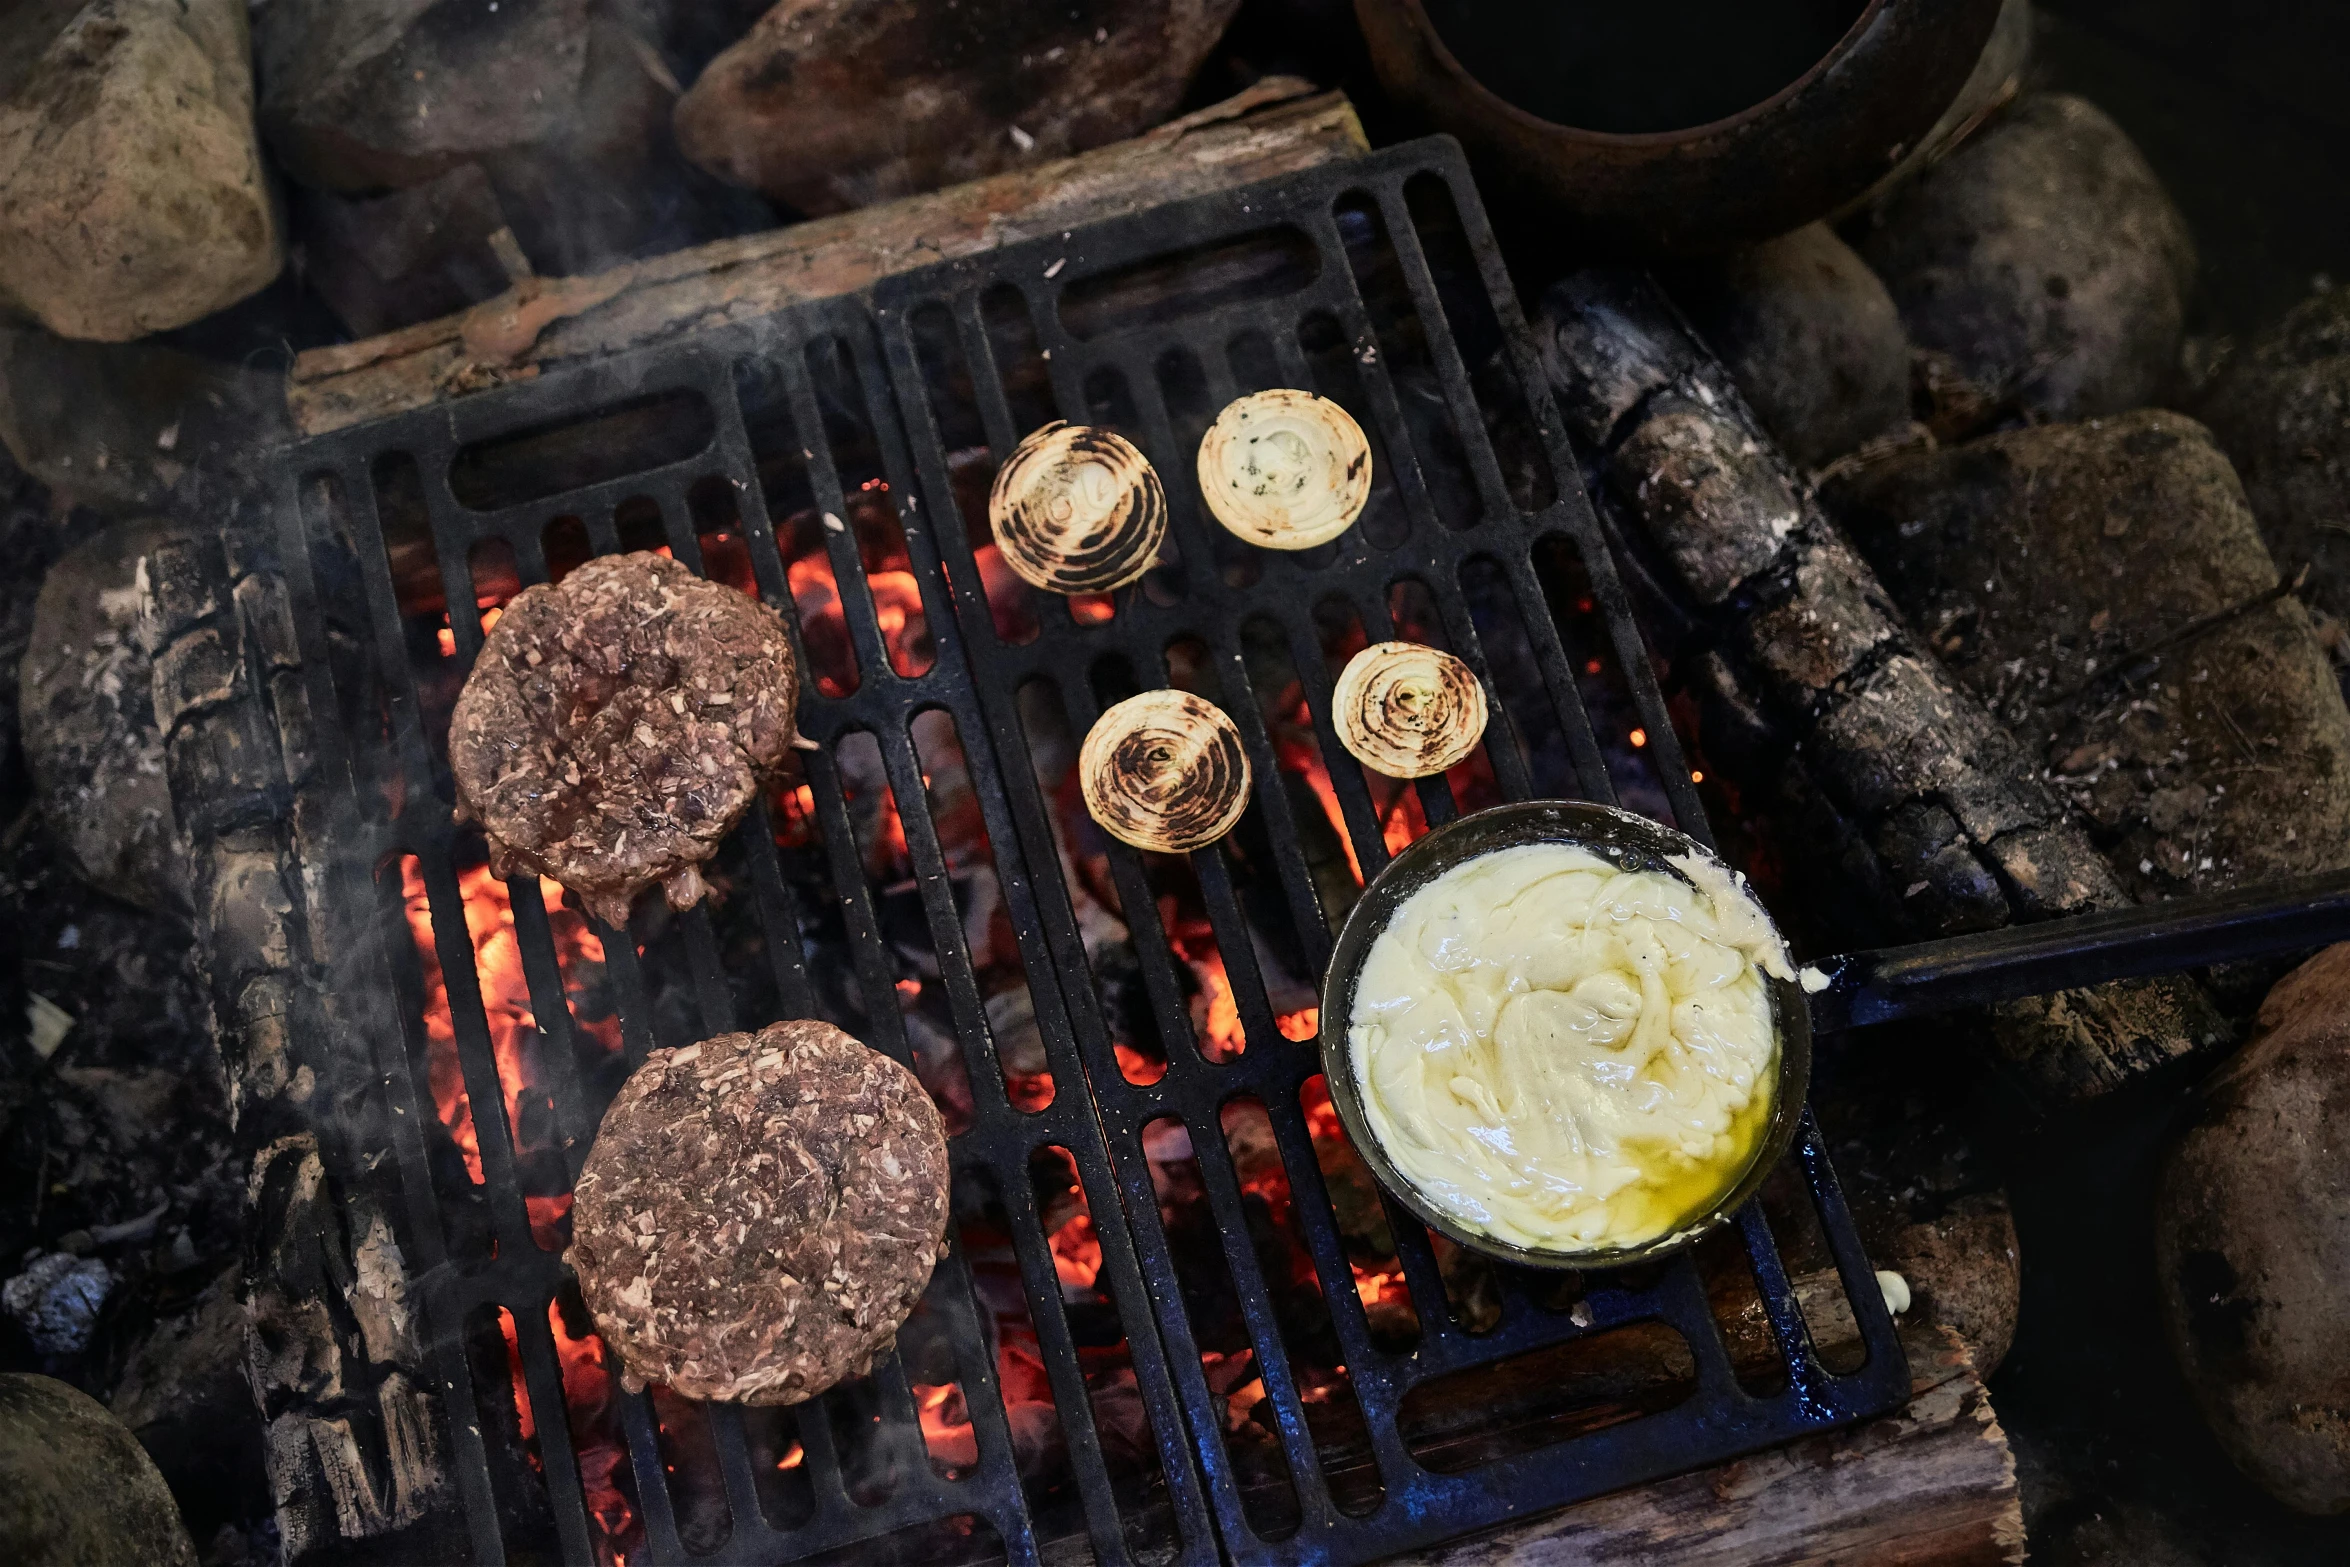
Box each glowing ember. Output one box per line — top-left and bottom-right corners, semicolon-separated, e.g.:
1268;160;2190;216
1380;783;1431;857
869;568;930;676
786;551;857;698
1050;1212;1104;1292
1277;1007;1319;1043
404;859;637;1563
1261;678;1364;886
400;860;621;1192
784;493;935;694
971;542;1042;644
497;1308;534;1447
1157;898;1249;1064
913;1382;978;1474
1300;1076;1415;1332
1113;1042;1167;1085
771;781;820;849
1194;954;1245;1062
525;1194;575;1251
551;1301;638;1557
437;598;509;658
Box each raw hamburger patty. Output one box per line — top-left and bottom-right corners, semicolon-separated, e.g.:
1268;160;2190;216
568;1020;951;1404
450;551;801;927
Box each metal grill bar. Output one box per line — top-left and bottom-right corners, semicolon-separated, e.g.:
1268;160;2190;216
270;137;1911;1567
872;139;1911;1564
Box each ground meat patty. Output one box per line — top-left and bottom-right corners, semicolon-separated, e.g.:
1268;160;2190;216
567;1020;951;1404
450;551;801;927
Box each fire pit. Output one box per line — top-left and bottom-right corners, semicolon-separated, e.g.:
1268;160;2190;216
6;5;2350;1564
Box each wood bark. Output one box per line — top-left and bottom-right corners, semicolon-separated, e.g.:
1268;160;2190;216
1404;1326;2023;1567
1537;270;2226;1100
285;80;1367;436
146;517;469;1564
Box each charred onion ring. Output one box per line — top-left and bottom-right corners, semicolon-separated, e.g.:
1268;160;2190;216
1079;690;1252;853
1197;389;1372;549
1332;642;1488;778
987;421;1167;594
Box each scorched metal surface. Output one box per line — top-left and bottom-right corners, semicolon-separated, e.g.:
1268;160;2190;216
267;136;1911;1567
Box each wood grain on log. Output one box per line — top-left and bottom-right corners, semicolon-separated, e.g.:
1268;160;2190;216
1402;1327;2023;1567
286;81;1366;437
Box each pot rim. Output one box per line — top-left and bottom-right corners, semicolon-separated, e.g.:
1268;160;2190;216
1314;798;1815;1271
1389;0;1893;148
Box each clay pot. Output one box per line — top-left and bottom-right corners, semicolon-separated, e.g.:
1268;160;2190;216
1354;0;2006;256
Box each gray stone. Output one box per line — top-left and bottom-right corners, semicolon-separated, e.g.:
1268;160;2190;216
299;163;518;339
673;0;1246;214
0;325;291;516
1665;223;1912;469
1858;93;2197;422
20;517;197;916
1827;410;2350;906
1;1254;112;1357
2196;285;2350;647
0;0;282;341
0;1373;197;1565
2157;943;2350;1514
255;0;678;275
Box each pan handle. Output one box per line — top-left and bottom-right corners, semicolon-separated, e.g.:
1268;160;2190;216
1806;869;2350;1032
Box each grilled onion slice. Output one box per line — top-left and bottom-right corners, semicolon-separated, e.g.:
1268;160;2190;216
988;421;1167;594
1079;690;1252;854
1197;389;1372;550
1332;642;1488;779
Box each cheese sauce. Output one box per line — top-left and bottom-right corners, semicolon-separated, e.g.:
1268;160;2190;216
1346;843;1791;1252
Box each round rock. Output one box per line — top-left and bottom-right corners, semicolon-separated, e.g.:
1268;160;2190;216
568;1020;951;1405
1858;93;2196;422
0;1373;197;1567
1664;222;1913;469
450;552;802;928
2156;943;2350;1514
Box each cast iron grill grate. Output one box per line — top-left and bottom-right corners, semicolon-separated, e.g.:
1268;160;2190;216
270;137;1910;1567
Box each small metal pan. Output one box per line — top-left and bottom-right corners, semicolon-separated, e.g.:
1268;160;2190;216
1319;798;2350;1271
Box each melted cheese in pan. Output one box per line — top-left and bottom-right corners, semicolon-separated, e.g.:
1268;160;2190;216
1347;844;1790;1253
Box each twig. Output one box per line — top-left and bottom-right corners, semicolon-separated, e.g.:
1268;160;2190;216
2045;568;2307;712
89;1198;172;1248
2214;703;2259;764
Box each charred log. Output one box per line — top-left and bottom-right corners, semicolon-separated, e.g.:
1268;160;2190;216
1537;270;2225;1100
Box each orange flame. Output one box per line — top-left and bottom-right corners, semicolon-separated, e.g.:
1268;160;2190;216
401;860;620;1199
785;493;934;694
406;860;636;1562
912;1382;978;1474
550;1301;636;1554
